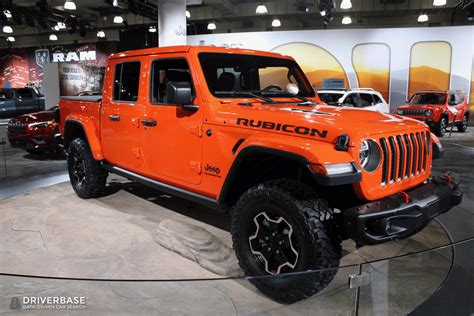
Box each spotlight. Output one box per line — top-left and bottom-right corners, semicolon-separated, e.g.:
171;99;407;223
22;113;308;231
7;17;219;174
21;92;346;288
342;16;352;24
97;30;105;37
186;10;191;18
3;10;12;19
113;15;123;23
320;10;326;16
6;36;14;42
148;26;157;32
64;0;76;10
256;4;268;14
340;0;352;10
112;0;118;7
53;25;60;31
433;0;446;6
2;25;13;33
57;22;66;29
417;14;428;23
207;22;216;30
271;18;281;27
49;34;58;41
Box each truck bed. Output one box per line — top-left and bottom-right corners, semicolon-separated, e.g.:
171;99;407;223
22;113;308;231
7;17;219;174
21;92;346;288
58;96;102;137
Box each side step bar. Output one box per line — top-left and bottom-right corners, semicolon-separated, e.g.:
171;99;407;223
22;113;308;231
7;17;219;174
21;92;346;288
101;162;219;209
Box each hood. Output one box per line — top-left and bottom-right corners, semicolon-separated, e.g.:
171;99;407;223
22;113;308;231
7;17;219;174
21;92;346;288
9;110;55;124
221;103;428;146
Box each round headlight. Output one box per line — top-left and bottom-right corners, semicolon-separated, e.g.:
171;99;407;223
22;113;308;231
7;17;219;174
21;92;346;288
359;140;381;172
425;110;433;116
397;109;404;115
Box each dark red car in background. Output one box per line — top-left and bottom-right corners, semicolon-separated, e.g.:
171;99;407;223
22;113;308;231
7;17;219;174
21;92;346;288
396;90;470;137
7;106;62;155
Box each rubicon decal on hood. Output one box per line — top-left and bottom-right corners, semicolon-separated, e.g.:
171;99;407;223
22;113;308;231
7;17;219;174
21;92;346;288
236;118;328;138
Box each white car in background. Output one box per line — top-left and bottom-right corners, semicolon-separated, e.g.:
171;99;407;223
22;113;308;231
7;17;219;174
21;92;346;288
317;88;390;113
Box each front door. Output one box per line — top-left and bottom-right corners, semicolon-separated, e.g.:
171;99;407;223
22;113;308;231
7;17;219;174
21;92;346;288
141;56;203;185
101;59;143;170
15;88;37;114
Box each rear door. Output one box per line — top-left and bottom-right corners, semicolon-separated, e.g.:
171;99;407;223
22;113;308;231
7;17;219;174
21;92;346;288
140;55;203;185
15;88;37;115
101;59;144;170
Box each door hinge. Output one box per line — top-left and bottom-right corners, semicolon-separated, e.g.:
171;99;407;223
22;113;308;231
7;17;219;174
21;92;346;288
190;125;203;137
190;161;202;174
132;148;141;159
348;272;370;289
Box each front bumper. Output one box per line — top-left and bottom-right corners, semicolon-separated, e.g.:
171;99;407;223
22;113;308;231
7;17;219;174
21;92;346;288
8;132;56;151
344;174;462;245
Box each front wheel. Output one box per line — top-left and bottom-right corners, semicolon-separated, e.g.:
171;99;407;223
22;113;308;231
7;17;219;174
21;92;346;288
457;115;468;133
231;180;341;304
67;138;107;198
435;117;447;137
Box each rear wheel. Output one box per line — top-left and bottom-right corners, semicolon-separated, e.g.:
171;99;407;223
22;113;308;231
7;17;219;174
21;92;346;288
457;114;468;133
67;138;107;198
26;149;44;155
435;117;447;137
231;180;341;304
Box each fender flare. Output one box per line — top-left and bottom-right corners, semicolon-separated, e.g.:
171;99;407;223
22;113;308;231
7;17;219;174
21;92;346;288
64;118;104;160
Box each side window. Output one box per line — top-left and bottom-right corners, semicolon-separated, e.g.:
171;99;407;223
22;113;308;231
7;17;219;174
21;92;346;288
455;93;464;104
448;93;456;105
344;93;360;107
16;89;34;100
150;58;193;104
359;93;374;107
372;94;383;104
113;61;140;102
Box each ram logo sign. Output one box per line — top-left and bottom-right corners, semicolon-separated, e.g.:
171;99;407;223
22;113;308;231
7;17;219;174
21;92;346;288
34;49;50;68
52;51;97;62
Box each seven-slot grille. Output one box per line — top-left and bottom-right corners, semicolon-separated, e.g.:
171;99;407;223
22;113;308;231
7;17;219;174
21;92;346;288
7;122;26;133
379;131;430;186
401;109;425;116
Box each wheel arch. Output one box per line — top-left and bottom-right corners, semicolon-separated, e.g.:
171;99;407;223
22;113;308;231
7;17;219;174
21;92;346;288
64;119;104;160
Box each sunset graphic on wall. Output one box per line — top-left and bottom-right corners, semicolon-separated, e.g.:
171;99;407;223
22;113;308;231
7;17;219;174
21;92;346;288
352;44;391;101
271;42;348;89
408;41;452;97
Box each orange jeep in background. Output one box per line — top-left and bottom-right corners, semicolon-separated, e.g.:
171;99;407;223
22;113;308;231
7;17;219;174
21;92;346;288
59;46;462;304
397;90;470;137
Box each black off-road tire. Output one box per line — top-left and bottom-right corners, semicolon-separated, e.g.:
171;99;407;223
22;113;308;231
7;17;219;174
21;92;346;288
231;179;342;304
457;114;468;133
26;149;44;155
435;117;447;137
67;138;107;198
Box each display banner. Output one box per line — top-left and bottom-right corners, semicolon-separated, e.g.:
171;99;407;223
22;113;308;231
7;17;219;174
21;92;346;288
0;42;114;95
188;26;474;110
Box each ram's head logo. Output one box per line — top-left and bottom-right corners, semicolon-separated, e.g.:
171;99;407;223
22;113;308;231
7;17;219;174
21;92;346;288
35;49;50;68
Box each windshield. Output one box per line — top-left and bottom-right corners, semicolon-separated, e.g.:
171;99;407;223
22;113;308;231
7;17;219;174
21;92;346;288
409;93;446;105
317;92;344;105
198;52;315;98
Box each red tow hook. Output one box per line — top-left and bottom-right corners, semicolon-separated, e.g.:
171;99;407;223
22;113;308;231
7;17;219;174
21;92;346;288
442;174;453;185
398;191;410;204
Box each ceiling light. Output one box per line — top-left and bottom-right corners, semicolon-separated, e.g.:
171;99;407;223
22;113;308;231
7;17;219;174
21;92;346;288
112;0;118;7
3;10;12;19
271;18;281;27
417;14;428;23
53;25;60;31
320;10;326;16
207;22;216;30
2;25;13;33
340;0;352;10
49;34;58;41
256;4;268;14
148;26;157;33
186;10;191;18
6;36;15;42
97;30;105;37
64;0;76;10
57;22;66;29
342;16;352;24
113;15;123;23
433;0;446;6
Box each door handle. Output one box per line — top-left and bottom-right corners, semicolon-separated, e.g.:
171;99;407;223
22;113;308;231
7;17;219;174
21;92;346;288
108;114;121;122
141;119;157;127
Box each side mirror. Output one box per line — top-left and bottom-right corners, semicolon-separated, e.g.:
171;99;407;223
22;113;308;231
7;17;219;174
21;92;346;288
166;81;197;110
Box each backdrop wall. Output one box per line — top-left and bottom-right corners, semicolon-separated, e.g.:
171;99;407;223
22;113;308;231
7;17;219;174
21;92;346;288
188;26;474;111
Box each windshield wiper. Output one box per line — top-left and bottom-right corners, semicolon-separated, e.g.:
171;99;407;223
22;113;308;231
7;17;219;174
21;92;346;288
214;90;276;104
259;90;314;105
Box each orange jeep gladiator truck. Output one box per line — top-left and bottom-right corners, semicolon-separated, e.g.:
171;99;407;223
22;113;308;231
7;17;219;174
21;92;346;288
59;46;462;304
